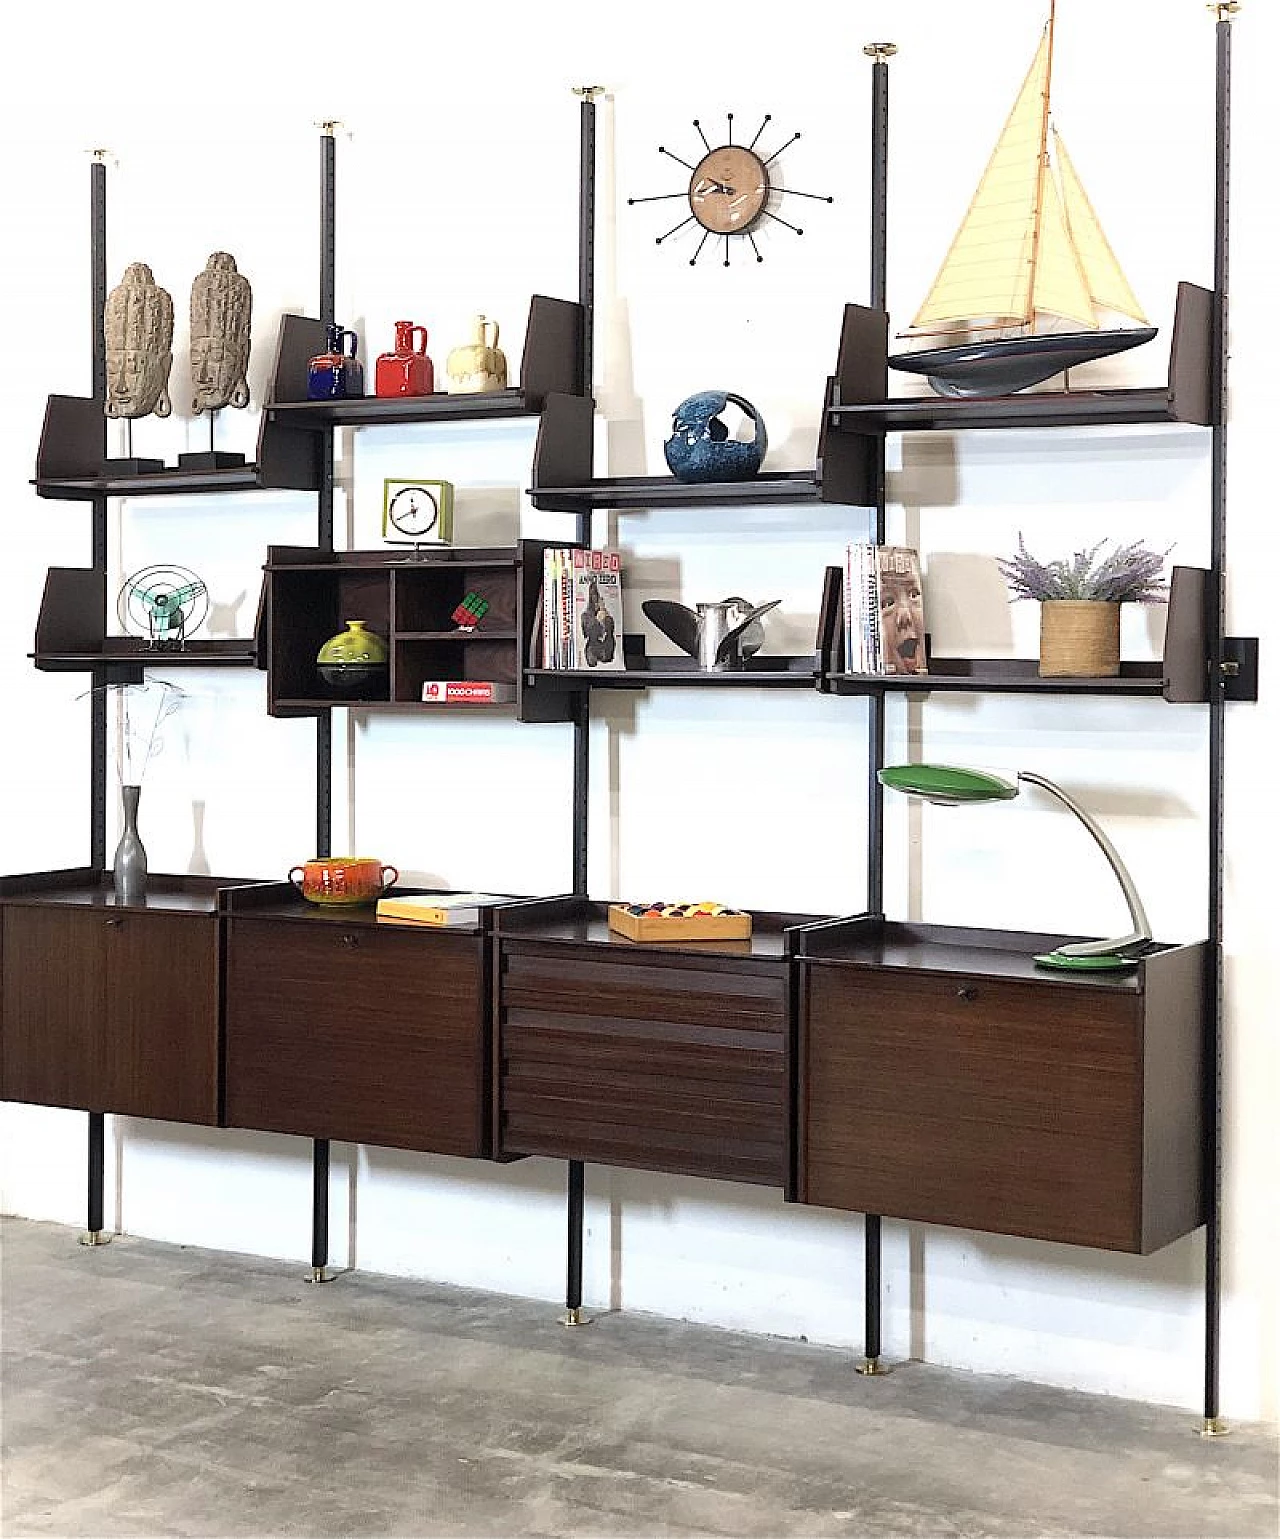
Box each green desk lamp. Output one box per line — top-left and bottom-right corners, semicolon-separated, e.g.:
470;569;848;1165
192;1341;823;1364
877;764;1153;971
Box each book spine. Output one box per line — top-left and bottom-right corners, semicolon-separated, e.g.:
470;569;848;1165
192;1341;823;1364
420;680;516;703
863;542;880;674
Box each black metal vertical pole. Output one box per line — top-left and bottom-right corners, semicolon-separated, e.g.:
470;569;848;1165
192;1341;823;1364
564;88;601;1326
311;125;338;1283
1202;5;1235;1437
571;86;599;898
83;155;111;1248
565;1159;585;1326
858;43;896;1378
89;157;109;869
81;1112;108;1247
311;1137;330;1283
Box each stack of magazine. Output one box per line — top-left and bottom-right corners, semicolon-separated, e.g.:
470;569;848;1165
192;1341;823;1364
843;543;928;676
537;547;626;671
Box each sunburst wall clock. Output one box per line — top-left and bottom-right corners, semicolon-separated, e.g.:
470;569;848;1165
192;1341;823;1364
629;113;832;266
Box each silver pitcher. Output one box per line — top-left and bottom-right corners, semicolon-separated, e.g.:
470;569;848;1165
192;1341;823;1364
642;596;782;672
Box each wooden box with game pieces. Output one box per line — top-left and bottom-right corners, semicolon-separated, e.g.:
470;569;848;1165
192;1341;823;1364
607;900;752;942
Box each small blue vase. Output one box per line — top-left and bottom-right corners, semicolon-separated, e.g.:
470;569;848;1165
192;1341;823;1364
307;324;364;400
663;390;768;483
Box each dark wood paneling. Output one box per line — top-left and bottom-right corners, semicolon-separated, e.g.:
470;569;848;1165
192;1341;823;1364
225;920;487;1155
1139;943;1208;1251
498;943;788;1184
1;908;107;1110
107;911;219;1124
802;967;1145;1250
0;906;219;1124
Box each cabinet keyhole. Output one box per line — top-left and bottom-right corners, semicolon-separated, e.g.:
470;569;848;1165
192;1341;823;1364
341;934;360;947
105;917;123;928
956;986;978;1001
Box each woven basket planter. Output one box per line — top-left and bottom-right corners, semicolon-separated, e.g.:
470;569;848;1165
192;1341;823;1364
1038;600;1121;677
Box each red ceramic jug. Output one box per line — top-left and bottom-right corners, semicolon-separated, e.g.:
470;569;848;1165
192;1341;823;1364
375;321;434;398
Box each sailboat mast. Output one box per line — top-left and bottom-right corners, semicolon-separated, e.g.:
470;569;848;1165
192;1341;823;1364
1025;0;1057;331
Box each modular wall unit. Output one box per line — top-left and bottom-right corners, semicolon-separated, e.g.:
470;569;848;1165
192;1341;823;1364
2;31;1256;1426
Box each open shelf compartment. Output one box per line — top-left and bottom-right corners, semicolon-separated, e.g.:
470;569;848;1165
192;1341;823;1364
529;371;877;512
825;282;1214;434
263;297;585;428
30;567;259;681
815;563;1217;703
32;317;327;499
262;542;574;722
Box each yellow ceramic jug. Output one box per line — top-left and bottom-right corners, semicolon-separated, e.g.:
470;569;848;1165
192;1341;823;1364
445;314;507;394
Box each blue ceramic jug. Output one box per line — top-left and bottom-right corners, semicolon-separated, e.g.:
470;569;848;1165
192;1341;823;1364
307;324;364;400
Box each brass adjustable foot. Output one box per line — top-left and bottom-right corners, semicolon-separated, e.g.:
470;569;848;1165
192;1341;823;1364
1199;1417;1231;1438
855;1356;890;1376
563;1306;591;1327
308;1266;329;1285
78;1230;111;1247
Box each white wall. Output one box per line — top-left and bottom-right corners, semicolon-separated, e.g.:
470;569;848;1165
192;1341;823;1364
2;0;1276;1421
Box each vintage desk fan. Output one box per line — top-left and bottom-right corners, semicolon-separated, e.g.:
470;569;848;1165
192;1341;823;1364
888;0;1156;397
117;565;209;647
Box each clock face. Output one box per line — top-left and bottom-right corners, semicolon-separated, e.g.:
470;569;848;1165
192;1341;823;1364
630;115;830;266
689;146;769;234
387;485;439;538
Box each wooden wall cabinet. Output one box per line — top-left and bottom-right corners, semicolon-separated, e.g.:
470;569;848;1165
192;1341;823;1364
262;542;573;723
222;885;496;1156
0;872;230;1126
494;898;827;1187
795;920;1207;1254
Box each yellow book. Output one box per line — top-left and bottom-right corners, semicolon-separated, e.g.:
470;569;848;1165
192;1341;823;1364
375;892;509;928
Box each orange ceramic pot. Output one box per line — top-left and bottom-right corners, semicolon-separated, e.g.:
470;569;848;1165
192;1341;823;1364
288;856;398;906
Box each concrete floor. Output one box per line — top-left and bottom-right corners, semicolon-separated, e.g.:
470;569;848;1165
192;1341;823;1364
1;1217;1275;1538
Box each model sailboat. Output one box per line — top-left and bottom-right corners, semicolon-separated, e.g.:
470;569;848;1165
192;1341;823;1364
888;2;1157;397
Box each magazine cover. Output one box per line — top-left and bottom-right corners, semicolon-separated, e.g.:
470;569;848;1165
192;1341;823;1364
571;548;624;670
874;545;927;675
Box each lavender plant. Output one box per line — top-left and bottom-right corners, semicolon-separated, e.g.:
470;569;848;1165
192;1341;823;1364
996;535;1171;604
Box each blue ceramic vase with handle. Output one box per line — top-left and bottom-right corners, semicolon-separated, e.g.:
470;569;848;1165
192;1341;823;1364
663;390;768;483
307;324;364;400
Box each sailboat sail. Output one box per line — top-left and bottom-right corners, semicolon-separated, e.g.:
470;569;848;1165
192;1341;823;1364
909;32;1051;332
1031;158;1096;328
889;2;1158;395
1054;131;1150;324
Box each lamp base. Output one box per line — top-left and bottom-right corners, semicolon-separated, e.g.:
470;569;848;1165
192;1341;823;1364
1033;949;1139;972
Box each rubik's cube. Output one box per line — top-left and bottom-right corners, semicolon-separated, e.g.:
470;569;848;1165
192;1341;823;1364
451;592;489;631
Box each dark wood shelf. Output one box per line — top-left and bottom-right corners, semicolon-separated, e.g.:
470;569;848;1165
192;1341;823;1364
267;390;538;428
530;468;828;514
828;660;1169;698
526;640;818;692
271;697;518;714
29;568;261;681
0;869;250;914
815;564;1215;705
396;629;518;642
264;296;585;426
33;639;258;675
35;464;278;500
825;283;1213;435
529;388;876;512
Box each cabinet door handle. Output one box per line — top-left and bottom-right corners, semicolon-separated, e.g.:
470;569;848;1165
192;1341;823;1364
105;917;124;928
956;986;978;1001
340;934;360;947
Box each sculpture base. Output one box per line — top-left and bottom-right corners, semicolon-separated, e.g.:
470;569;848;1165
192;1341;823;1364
104;457;166;475
177;451;247;470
